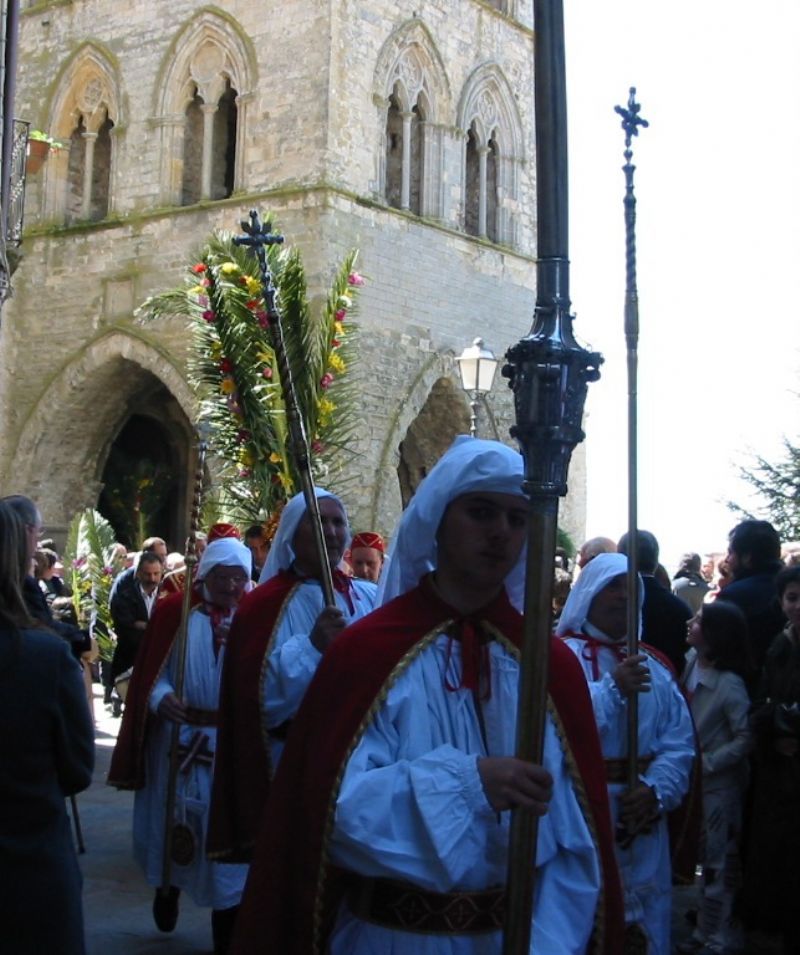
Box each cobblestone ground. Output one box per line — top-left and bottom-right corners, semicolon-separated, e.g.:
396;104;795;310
79;686;782;954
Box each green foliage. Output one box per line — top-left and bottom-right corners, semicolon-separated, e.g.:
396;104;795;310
63;509;127;661
137;229;363;525
728;436;800;541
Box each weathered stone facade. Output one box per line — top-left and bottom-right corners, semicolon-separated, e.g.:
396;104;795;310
3;0;586;549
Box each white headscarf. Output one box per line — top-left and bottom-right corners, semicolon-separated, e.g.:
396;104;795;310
196;538;252;582
555;551;643;638
258;487;349;584
376;435;527;609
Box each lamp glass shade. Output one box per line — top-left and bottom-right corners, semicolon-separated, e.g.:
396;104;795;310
456;338;498;394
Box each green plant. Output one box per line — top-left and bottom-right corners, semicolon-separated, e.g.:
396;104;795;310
28;129;66;150
63;509;127;662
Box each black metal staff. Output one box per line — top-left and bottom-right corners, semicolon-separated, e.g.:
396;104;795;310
234;211;335;608
501;1;602;951
614;88;649;799
159;434;207;901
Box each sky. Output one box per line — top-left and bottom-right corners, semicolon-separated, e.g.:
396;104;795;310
560;0;800;572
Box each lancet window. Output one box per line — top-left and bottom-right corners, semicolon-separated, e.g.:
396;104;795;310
383;80;428;216
179;64;238;206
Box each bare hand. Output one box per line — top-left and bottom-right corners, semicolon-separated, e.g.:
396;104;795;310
309;606;346;653
618;783;659;839
477;756;553;814
158;692;188;724
613;654;651;696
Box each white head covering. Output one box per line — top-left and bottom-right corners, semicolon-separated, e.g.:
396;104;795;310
258;487;349;584
555;551;643;638
196;537;252;581
376;435;527;609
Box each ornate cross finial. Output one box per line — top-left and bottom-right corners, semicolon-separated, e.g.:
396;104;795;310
233;209;285;255
614;87;649;153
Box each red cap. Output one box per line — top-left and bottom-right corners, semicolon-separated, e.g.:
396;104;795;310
350;531;385;553
207;522;242;542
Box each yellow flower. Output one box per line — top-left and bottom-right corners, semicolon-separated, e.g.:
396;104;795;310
255;349;273;365
328;353;346;374
245;275;262;296
210;342;223;359
278;472;293;490
220;376;237;394
334;321;345;337
238;448;255;466
221;262;239;275
269;452;283;464
318;397;336;416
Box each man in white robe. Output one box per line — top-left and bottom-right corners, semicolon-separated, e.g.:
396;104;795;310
557;552;696;955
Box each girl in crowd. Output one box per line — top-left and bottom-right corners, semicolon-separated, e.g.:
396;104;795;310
679;601;752;955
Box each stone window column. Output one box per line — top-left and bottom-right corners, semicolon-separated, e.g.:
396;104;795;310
400;110;414;210
80;129;98;221
200;102;219;200
477;145;489;238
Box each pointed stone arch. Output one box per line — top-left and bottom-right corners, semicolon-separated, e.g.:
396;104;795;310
365;353;501;533
12;332;197;546
373;19;451;217
458;63;525;246
152;6;257;205
41;41;122;223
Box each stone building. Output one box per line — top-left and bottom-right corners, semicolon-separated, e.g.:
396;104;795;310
2;0;586;550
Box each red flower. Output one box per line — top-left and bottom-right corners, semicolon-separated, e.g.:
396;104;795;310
335;308;346;321
220;358;233;373
320;373;334;389
257;313;270;329
239;467;252;479
192;263;207;274
312;440;324;454
246;299;260;311
202;310;216;322
332;339;341;348
237;429;252;444
239;276;249;286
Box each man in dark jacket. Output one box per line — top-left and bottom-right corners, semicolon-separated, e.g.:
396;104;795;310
718;519;785;676
618;529;692;677
110;550;163;684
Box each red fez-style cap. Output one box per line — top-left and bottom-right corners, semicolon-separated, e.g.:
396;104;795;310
351;531;385;553
207;522;242;542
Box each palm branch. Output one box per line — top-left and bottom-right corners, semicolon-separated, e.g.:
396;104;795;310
137;228;363;525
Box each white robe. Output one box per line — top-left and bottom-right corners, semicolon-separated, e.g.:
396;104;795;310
133;608;248;910
328;632;601;955
563;634;695;955
263;577;376;766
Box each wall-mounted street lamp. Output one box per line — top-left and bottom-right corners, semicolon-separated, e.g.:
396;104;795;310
455;337;498;437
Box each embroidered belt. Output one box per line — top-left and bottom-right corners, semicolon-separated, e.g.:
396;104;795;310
347;876;505;934
184;707;218;726
604;756;654;784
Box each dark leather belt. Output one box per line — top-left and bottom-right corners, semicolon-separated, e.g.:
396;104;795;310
347;876;505;934
268;719;293;742
184;707;218;726
604;756;653;784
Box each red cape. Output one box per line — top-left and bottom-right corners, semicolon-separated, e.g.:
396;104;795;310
559;632;701;885
231;580;625;955
107;590;198;789
207;569;301;861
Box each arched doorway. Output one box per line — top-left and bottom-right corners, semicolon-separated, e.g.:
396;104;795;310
397;377;470;506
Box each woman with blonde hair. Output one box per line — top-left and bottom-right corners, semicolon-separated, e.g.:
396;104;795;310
0;501;94;954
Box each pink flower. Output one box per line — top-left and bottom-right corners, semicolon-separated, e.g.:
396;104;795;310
237;428;252;443
320;372;334;389
312;440;324;454
335;308;346;321
238;467;252;479
202;309;216;322
347;271;365;286
197;295;209;308
256;311;270;328
200;277;212;288
263;367;273;379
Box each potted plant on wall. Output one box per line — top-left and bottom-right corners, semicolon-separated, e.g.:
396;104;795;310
26;129;65;174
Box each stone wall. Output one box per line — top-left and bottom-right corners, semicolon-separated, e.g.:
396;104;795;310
4;0;586;553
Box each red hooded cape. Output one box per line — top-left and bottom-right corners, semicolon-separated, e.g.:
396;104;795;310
230;579;625;955
207;569;301;861
107;590;199;789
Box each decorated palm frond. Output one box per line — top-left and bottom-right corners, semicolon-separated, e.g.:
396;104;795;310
137;229;363;524
63;509;127;661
